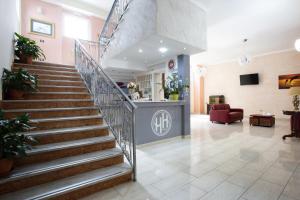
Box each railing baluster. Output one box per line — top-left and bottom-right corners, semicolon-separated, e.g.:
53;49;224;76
75;39;137;180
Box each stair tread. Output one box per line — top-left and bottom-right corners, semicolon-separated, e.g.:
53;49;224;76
3;106;98;113
37;74;80;78
28;136;115;155
0;148;122;184
14;64;76;71
25;124;108;137
15;62;75;69
2;99;93;103
38;85;85;89
16;68;79;75
0;163;131;200
39;79;83;83
31;114;102;123
28;92;90;95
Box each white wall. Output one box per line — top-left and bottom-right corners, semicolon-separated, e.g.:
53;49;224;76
0;0;20;100
201;50;300;118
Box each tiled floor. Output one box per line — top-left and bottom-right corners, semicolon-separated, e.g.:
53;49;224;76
82;115;300;200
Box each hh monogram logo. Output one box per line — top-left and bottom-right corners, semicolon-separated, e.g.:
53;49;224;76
151;110;172;137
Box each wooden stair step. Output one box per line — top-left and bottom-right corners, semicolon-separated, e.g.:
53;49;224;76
38;79;84;86
30;115;103;130
0;164;132;200
38;85;87;92
26;125;109;144
24;92;91;100
3;106;99;119
13;63;77;72
32;61;76;69
37;74;81;81
15;136;116;166
13;67;79;76
1;99;94;109
0;148;123;194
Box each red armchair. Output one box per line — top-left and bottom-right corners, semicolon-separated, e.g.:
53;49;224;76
210;104;243;124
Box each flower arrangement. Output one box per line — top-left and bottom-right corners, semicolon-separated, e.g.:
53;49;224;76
165;73;189;100
127;82;137;89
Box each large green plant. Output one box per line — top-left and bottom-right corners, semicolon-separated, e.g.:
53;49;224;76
0;111;36;159
165;73;189;95
2;68;38;94
14;33;45;60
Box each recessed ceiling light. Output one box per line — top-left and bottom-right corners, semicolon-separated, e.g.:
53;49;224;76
159;47;168;53
184;47;187;50
138;48;143;53
160;40;163;44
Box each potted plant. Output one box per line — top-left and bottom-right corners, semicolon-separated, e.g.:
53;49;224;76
14;33;45;64
2;68;38;99
127;82;137;94
0;111;36;176
166;73;189;101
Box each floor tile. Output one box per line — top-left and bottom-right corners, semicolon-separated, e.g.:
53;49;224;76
200;182;245;200
191;170;229;192
242;180;284;200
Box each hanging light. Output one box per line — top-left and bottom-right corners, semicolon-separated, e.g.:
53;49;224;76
238;39;251;66
295;39;300;52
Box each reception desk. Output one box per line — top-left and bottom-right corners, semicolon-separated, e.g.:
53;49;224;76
134;101;189;145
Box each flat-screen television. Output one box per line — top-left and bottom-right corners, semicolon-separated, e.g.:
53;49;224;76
240;73;259;85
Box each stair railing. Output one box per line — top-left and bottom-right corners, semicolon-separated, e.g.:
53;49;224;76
99;0;132;58
75;39;137;180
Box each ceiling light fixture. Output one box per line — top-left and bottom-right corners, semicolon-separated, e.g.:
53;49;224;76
159;47;168;53
238;38;251;66
184;47;187;50
295;39;300;52
138;48;143;53
160;40;163;44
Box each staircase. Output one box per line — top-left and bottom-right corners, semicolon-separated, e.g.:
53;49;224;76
0;62;133;200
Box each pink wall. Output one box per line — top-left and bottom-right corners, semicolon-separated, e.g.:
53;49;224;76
21;0;104;65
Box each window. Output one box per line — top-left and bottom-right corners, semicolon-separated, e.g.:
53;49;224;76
63;14;90;40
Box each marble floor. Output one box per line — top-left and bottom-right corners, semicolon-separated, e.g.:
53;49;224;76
82;115;300;200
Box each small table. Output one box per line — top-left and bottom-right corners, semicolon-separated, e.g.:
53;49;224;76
282;111;300;140
249;114;275;127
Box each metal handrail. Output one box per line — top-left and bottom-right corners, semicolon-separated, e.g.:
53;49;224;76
99;0;132;57
75;39;137;180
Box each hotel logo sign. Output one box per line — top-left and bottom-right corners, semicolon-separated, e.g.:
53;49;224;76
151;110;172;137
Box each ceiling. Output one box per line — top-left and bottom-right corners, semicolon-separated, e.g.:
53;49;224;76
78;0;114;11
191;0;300;65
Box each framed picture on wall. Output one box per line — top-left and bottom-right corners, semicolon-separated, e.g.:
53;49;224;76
278;73;300;89
30;19;55;37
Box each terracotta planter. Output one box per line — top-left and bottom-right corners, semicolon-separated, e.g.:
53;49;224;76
8;89;25;100
0;159;14;177
169;94;179;101
19;54;33;64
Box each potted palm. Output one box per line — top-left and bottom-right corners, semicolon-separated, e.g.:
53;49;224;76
14;33;45;64
0;111;36;176
2;68;38;99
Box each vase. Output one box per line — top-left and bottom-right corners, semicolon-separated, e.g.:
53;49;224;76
128;88;135;94
169;94;179;101
0;159;14;177
7;89;25;100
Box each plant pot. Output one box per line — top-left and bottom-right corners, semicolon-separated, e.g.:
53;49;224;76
169;94;179;101
8;89;25;100
128;88;135;94
20;54;33;64
0;159;14;177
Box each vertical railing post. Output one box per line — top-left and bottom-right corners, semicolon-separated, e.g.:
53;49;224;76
132;109;136;181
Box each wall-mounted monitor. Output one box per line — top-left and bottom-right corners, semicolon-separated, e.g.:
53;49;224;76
240;73;259;85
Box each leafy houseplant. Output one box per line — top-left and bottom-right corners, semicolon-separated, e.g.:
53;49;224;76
14;33;45;64
0;111;36;176
2;68;38;99
165;73;189;100
127;82;137;94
